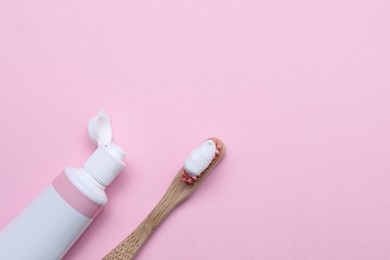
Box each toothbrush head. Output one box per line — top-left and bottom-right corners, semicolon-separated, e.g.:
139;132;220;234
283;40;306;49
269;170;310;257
181;138;224;184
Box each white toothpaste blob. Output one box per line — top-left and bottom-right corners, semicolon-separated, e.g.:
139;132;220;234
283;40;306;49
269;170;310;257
184;140;217;176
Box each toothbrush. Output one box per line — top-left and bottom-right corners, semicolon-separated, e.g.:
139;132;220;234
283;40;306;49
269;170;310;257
104;137;225;260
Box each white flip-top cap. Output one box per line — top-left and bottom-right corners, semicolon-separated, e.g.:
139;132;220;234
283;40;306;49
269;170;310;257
83;112;126;187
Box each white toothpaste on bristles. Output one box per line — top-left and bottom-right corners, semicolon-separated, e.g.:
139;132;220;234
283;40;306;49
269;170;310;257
184;140;217;177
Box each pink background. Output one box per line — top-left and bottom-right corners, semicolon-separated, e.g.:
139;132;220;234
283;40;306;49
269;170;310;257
1;0;390;259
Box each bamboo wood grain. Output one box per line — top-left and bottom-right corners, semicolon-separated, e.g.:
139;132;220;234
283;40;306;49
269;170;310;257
103;138;225;260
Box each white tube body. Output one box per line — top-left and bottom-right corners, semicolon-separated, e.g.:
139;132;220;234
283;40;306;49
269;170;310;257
0;168;106;260
0;186;91;259
0;112;126;260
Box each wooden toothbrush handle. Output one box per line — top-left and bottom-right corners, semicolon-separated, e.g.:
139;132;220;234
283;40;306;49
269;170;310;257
104;138;225;259
103;189;181;260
